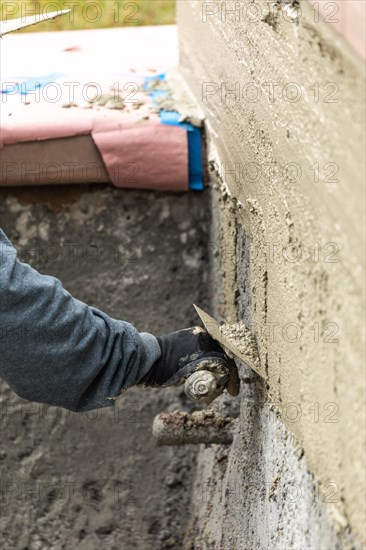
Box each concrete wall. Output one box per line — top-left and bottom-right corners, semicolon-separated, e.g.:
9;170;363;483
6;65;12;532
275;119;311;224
177;1;365;547
0;185;211;549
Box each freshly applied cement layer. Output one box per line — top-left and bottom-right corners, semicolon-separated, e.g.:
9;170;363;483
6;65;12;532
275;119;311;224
178;0;365;543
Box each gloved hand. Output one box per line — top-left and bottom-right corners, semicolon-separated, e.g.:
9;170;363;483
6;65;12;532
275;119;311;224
138;327;239;398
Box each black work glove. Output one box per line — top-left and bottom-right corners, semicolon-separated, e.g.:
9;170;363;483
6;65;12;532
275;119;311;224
139;327;239;396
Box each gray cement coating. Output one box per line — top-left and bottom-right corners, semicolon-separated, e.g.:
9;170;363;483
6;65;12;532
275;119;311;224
183;367;356;550
177;0;365;546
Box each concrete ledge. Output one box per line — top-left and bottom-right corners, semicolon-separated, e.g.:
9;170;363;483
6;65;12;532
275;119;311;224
0;26;195;191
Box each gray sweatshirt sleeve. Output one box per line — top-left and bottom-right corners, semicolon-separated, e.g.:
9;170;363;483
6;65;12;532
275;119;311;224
0;229;161;412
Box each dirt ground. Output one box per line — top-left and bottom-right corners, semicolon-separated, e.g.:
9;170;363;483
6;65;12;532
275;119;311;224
0;184;211;549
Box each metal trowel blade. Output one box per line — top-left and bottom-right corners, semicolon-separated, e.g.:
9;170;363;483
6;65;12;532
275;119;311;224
0;10;71;37
193;305;265;379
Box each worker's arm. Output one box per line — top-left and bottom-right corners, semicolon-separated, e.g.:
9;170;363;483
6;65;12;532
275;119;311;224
0;230;236;412
0;229;161;412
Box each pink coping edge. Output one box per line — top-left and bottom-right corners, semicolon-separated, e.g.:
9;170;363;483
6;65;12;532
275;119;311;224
92;114;188;191
0;108;189;191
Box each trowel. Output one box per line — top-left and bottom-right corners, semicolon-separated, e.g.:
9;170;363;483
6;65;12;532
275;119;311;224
182;305;264;404
0;9;70;37
153;306;263;446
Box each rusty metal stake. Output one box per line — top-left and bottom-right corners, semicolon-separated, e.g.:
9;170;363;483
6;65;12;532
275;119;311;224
152;410;237;446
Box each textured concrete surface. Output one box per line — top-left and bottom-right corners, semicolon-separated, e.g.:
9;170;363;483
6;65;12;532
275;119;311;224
184;367;356;550
178;0;365;546
0;185;211;549
307;0;366;59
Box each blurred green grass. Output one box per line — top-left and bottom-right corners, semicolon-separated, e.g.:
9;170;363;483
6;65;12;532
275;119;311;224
1;1;176;32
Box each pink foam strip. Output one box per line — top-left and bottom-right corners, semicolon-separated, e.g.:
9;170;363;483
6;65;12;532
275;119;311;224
0;107;93;147
92;117;188;191
0;104;189;191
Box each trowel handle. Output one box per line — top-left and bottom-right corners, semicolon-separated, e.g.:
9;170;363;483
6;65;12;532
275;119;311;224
184;350;240;404
184;362;228;404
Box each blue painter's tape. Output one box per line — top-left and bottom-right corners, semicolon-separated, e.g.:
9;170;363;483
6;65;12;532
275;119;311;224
159;110;204;191
144;74;204;191
187;125;204;191
1;73;64;95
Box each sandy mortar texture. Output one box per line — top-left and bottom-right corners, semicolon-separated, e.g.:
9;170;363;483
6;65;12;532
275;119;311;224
177;0;365;547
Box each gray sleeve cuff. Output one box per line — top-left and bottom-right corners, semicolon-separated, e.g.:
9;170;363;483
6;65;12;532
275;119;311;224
135;332;161;383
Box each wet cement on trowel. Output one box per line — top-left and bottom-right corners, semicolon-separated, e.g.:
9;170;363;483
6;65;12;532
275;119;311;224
218;322;264;378
195;306;264;379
